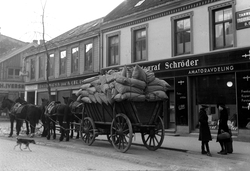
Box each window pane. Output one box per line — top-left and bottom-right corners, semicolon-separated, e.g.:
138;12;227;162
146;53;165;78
39;56;44;78
225;22;233;46
71;47;79;73
176;32;183;54
85;43;93;71
60;51;66;75
177;20;184;31
184;18;190;29
215;10;224;22
30;59;35;79
215;24;224;48
15;69;20;76
224;8;232;20
8;68;14;79
49;54;54;76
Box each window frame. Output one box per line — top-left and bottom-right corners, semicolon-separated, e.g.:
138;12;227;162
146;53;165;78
106;31;120;66
38;55;45;79
71;46;79;74
7;67;20;80
49;53;55;77
59;50;67;76
84;42;93;71
30;58;36;80
209;1;236;50
131;24;148;63
171;11;193;57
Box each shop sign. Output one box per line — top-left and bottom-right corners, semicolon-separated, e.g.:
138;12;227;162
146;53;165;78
188;65;234;75
0;82;24;90
39;79;85;89
236;9;250;30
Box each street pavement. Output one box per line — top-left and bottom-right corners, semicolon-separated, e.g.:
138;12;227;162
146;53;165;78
0;120;250;161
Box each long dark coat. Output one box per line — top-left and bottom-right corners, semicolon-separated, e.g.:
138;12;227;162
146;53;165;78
217;107;230;142
198;108;212;141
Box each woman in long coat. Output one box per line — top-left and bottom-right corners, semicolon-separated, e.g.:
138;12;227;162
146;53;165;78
199;105;212;156
217;103;230;155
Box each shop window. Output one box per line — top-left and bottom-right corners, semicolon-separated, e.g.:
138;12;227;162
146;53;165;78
8;68;20;80
71;47;79;73
49;54;55;77
131;24;148;62
107;32;120;66
30;58;36;80
171;12;193;56
60;50;67;75
193;74;236;132
84;43;93;71
39;56;44;78
209;1;236;50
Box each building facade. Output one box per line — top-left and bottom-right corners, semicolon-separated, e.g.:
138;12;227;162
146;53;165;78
0;41;37;116
100;0;250;140
23;18;102;105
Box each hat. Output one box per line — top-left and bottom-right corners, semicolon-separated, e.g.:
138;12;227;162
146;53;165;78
201;105;209;109
217;103;225;108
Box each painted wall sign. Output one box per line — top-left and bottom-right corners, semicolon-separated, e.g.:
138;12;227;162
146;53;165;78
0;82;24;90
236;9;250;30
38;79;85;89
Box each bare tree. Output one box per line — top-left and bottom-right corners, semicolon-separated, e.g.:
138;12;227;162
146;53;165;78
41;0;52;102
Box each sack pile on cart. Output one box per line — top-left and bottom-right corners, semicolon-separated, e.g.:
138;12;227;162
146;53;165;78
75;64;170;104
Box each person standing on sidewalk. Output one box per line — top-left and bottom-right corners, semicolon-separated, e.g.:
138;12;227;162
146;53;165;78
217;103;230;155
198;105;212;157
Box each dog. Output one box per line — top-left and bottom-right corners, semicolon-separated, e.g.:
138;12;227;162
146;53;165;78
14;137;36;151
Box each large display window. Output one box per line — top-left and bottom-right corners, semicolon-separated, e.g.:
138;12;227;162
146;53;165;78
192;73;237;133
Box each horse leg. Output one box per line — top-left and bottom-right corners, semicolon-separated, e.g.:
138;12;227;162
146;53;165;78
59;120;65;141
66;121;70;141
29;121;35;138
46;119;51;140
53;121;56;139
70;120;74;139
76;118;80;139
9;116;14;137
15;120;22;136
25;120;30;136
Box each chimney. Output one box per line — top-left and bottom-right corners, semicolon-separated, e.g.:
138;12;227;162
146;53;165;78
40;39;45;45
33;40;38;44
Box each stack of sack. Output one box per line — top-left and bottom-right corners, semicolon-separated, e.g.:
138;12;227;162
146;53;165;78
75;64;170;104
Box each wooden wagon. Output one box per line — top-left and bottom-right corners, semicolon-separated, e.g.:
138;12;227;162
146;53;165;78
80;100;166;153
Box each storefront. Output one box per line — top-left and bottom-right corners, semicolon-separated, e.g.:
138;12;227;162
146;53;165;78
36;74;99;105
0;82;25;117
101;46;250;140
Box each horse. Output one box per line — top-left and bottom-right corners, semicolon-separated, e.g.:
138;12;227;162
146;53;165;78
64;97;83;139
44;97;72;141
0;97;43;137
15;97;45;137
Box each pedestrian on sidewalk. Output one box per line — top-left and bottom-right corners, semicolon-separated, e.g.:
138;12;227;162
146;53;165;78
217;103;230;155
198;104;212;157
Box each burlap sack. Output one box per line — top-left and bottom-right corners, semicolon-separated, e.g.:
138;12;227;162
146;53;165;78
81;97;92;103
145;85;167;93
89;94;97;103
80;83;91;90
115;82;144;94
116;75;146;89
82;76;99;84
132;64;147;82
121;92;146;101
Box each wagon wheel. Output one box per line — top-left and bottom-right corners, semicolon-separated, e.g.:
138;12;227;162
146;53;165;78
80;117;96;146
110;113;133;153
141;116;165;151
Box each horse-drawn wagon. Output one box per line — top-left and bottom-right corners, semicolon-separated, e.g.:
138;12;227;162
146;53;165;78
80;99;166;153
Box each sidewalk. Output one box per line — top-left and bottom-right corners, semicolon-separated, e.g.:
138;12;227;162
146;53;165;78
1;120;250;161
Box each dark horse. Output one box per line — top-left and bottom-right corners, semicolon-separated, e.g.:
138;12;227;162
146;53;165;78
64;97;83;139
45;97;72;141
1;97;44;137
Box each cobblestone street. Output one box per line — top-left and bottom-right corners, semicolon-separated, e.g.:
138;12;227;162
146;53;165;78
0;138;159;171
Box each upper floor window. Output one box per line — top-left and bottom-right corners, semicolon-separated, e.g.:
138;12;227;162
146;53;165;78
30;58;36;80
71;47;79;73
49;54;55;77
8;68;20;80
209;2;235;50
39;56;44;78
85;43;93;71
107;33;119;66
132;24;148;62
171;12;193;56
60;50;67;75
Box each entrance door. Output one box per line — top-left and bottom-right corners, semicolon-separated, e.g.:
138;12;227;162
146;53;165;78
27;91;35;104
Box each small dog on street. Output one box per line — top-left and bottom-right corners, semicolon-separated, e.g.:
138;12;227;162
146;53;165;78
14;137;36;151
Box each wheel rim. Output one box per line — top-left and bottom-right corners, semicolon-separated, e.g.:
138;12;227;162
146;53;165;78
111;114;133;153
80;117;95;146
141;116;165;151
